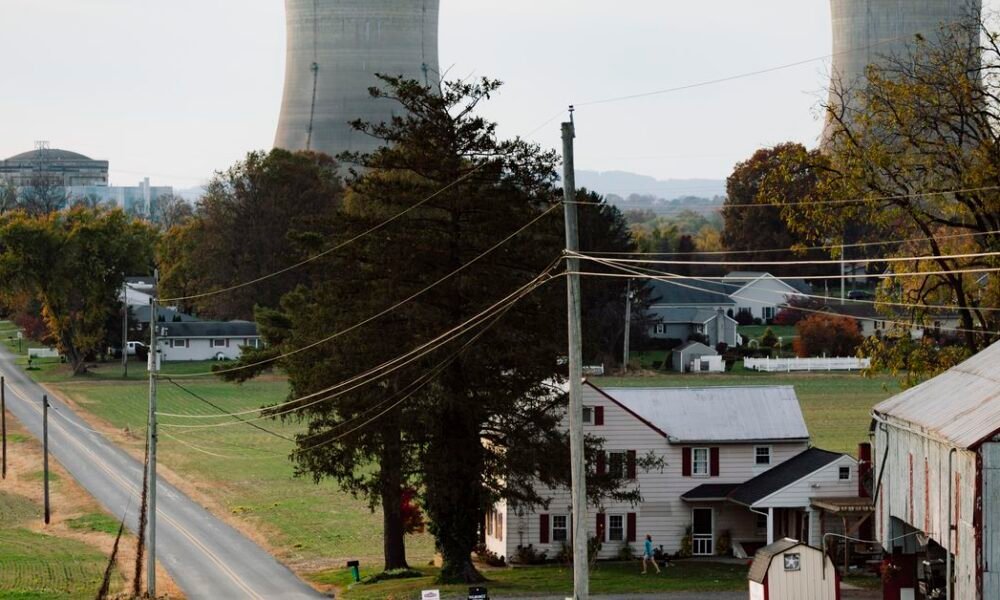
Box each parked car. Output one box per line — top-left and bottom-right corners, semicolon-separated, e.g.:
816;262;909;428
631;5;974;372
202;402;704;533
847;290;875;300
126;341;147;356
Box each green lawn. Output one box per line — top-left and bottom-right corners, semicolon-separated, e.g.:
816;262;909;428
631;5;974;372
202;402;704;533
311;561;747;600
0;492;120;599
738;325;797;341
595;372;899;455
49;374;436;567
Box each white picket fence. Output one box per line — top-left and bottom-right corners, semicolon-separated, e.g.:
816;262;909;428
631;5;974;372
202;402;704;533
744;356;870;372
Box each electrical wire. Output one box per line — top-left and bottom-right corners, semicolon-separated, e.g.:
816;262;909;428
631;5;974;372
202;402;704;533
569;249;1000;268
163;378;294;442
155;260;558;423
159;166;487;304
586;229;1000;257
169;203;563;379
565;184;1000;210
578;259;1000;336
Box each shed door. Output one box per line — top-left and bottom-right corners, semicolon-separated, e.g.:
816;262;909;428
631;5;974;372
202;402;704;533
983;444;1000;596
692;508;713;556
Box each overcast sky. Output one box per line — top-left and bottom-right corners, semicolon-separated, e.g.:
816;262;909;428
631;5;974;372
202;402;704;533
2;1;992;190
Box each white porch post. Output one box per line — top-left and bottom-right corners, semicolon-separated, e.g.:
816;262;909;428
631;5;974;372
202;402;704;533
806;507;817;546
767;507;775;545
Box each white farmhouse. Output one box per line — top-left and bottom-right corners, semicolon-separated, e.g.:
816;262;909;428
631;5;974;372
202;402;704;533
155;321;261;362
485;382;860;562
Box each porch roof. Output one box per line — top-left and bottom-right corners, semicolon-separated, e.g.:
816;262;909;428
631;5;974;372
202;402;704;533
810;496;874;515
729;448;845;507
680;483;741;502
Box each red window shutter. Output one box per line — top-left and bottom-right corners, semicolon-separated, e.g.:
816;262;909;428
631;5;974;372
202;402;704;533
627;450;637;479
710;447;720;476
682;447;692;477
540;514;550;544
594;406;604;426
596;513;606;542
626;513;637;542
596;451;606;476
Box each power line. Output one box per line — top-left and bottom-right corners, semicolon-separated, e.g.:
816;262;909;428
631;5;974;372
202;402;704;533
578;254;1000;314
570;249;1000;268
163;378;294;442
588;229;1000;257
578;260;1000;336
170;203;563;379
155;261;559;424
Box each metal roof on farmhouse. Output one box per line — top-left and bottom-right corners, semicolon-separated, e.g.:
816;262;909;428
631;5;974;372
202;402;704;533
873;340;1000;449
647;278;735;306
728;447;845;507
598;385;809;443
159;321;259;338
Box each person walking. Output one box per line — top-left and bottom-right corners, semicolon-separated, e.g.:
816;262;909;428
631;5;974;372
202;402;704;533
641;534;661;574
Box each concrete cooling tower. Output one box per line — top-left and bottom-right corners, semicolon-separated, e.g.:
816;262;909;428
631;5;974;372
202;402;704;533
274;0;440;161
822;0;981;145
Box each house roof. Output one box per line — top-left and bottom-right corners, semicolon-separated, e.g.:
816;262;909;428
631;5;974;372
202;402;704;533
748;538;811;583
158;321;258;338
729;448;846;507
647;278;735;306
134;305;201;324
650;307;722;324
673;341;716;354
680;483;740;501
724;272;812;296
873;340;1000;449
598;385;809;443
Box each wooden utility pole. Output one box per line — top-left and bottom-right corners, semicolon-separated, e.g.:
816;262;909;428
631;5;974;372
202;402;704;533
1;376;6;480
562;109;589;599
122;278;128;378
147;288;159;597
622;279;632;372
43;394;50;524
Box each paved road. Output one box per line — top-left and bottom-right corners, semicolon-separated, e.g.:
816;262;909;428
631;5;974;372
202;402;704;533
0;346;325;600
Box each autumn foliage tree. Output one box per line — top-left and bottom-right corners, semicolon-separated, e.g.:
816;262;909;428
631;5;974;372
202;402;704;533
0;207;156;374
793;314;863;358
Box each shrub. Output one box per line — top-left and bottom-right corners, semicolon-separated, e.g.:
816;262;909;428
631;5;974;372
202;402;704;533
512;544;548;565
735;311;755;326
362;569;423;584
794;313;863;357
474;544;506;567
716;529;732;557
760;327;778;349
617;542;636;561
678;526;693;558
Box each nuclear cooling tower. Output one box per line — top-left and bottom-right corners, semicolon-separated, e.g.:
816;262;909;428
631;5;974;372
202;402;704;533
274;0;440;160
822;0;981;145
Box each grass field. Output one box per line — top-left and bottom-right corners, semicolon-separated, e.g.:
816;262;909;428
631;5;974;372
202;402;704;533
738;325;797;342
310;561;747;600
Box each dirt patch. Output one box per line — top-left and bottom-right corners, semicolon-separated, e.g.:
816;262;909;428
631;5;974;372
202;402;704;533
2;415;183;599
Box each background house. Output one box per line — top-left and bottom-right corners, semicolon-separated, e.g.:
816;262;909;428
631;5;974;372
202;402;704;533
823;303;961;340
484;383;831;562
649;307;739;349
155;321;261;361
722;272;810;322
872;341;1000;600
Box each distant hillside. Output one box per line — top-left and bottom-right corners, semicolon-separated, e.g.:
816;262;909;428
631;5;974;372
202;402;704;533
576;170;725;204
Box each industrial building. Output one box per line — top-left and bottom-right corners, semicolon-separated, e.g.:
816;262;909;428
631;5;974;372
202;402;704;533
274;0;440;161
1;146;171;215
823;0;982;145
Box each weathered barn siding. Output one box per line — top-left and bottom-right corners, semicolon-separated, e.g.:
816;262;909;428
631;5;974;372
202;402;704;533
499;384;808;559
981;441;1000;598
874;420;978;600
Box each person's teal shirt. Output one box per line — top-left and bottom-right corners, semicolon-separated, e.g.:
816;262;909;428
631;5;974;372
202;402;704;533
644;539;653;555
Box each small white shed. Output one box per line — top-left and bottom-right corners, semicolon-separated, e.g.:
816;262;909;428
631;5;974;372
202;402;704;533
748;538;839;600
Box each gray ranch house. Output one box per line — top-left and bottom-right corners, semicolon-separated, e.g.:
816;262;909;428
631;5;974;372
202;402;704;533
155;321;261;362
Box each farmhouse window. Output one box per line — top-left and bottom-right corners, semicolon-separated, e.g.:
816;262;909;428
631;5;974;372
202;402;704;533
582;406;593;424
212;339;226;348
692;448;709;476
754;446;772;466
839;466;851;480
552;515;569;542
608;451;627;479
608;514;624;542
